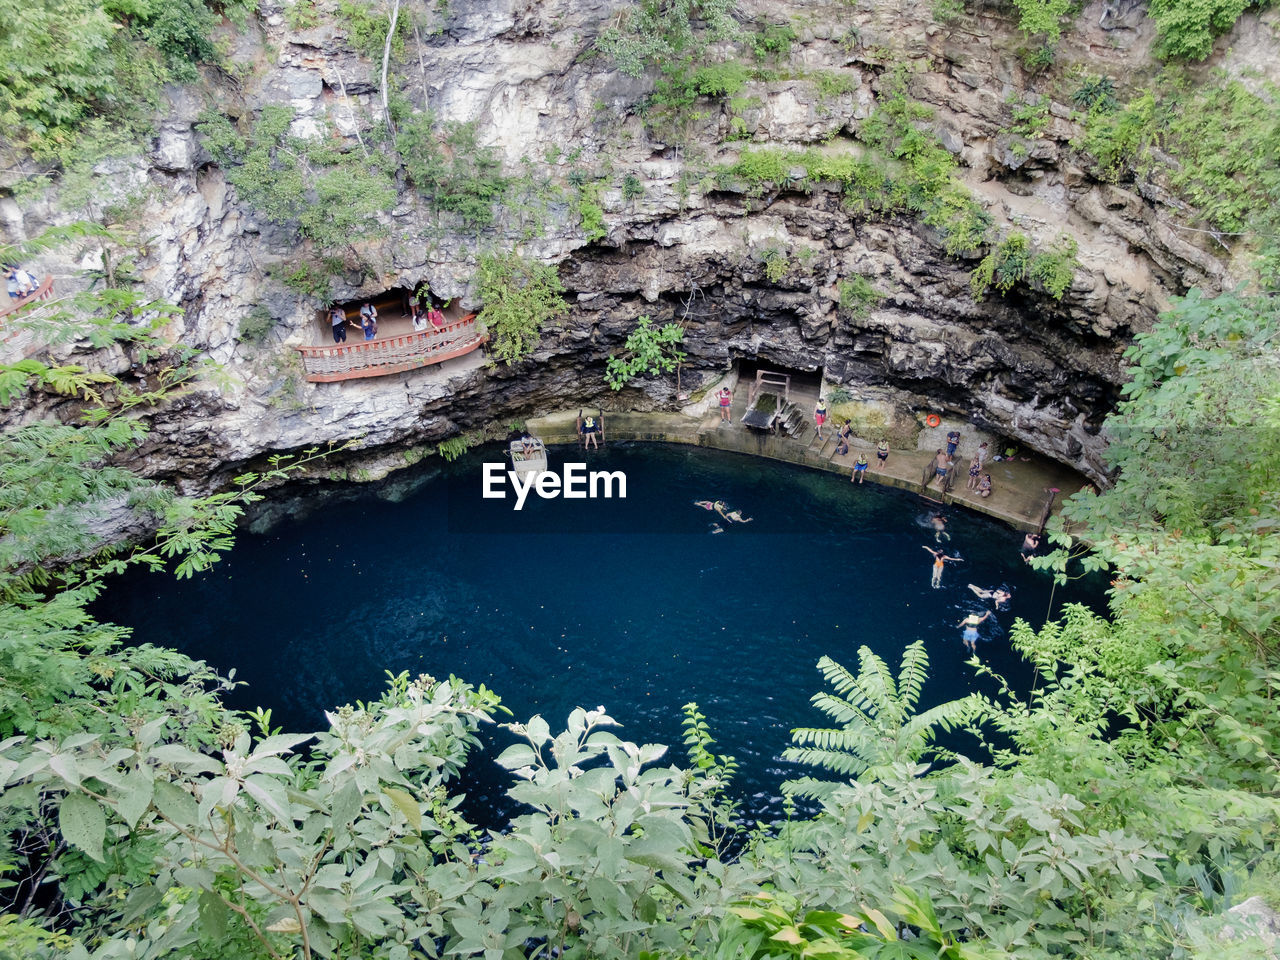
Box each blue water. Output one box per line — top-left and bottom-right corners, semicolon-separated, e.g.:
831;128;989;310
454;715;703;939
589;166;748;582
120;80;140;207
96;443;1104;826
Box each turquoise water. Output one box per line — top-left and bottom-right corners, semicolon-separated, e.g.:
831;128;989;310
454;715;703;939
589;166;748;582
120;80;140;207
97;443;1104;825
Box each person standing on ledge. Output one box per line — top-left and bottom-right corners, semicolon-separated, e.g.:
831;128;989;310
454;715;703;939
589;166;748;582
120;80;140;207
876;439;889;470
330;306;347;343
718;386;732;423
359;302;378;340
582;415;600;450
946;429;961;458
931;448;949;488
814;398;828;439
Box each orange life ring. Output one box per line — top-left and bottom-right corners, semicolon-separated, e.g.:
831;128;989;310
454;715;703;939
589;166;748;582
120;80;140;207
925;414;942;428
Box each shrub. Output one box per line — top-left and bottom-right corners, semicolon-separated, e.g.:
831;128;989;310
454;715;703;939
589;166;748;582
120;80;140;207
396;114;509;225
1148;0;1256;61
199;107;395;252
476;251;569;366
751;23;796;61
621;173;646;201
604;315;686;390
1072;75;1118;113
238;306;274;343
838;275;882;318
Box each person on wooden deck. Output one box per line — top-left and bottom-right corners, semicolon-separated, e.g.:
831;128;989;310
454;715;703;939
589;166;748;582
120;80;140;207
330;307;347;343
359;302;377;341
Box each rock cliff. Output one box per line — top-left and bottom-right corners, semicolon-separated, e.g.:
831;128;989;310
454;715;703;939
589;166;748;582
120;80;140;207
3;0;1274;489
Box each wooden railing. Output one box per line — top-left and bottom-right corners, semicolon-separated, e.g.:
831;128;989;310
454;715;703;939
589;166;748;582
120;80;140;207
0;275;55;359
295;313;486;383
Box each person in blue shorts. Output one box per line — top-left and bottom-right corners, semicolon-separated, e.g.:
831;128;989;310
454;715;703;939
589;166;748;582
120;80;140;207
852;453;868;483
957;610;992;653
946;429;961;457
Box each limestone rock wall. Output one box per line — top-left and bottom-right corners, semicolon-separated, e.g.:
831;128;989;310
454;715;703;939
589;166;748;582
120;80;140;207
3;0;1275;490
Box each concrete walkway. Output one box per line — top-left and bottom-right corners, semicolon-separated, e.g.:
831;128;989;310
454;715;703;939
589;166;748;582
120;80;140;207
525;408;1089;533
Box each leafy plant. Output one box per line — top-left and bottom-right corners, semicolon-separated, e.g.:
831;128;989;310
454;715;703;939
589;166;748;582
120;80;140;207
338;0;409;59
1072;74;1118;113
476;251;569;365
782;643;989;801
436;434;472;461
760;245;790;282
198;107;396;254
604;314;687;390
237;306;275;343
621;172;646;201
396;113;510;225
1148;0;1258;60
750;22;796;61
838;275;882;319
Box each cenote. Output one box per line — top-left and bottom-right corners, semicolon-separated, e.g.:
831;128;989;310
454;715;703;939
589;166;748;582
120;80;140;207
97;443;1105;828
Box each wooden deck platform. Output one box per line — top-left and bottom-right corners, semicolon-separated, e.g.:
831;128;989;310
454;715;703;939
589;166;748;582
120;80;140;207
297;311;486;383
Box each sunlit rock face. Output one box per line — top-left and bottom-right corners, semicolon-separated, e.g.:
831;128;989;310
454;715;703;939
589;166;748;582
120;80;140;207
5;0;1274;489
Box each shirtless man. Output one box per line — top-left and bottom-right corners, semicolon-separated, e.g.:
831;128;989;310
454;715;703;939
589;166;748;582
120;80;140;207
931;448;950;487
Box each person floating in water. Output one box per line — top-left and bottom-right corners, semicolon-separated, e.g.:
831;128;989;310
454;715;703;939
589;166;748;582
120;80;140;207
923;545;961;588
693;500;715;510
931;513;950;541
957;609;993;654
715;501;753;523
1021;532;1041;563
968;584;1012;608
709;522;725;534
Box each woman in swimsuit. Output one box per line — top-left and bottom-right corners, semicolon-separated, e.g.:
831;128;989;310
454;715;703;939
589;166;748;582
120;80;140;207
876;440;889;469
923;545;960;588
814;399;828;439
957;610;992;653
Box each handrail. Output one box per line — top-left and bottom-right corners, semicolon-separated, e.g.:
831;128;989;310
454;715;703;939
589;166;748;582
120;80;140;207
0;274;55;320
296;312;485;382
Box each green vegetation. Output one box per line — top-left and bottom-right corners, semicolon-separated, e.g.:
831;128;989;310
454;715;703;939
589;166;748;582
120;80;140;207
1147;0;1260;60
396;114;510;226
971;233;1078;300
1080;75;1280;285
595;0;741;78
838;274;882;318
238;306;275;343
337;0;409;59
725;70;1072;300
475;251;569;366
436;433;480;461
0;0;254;153
604;314;687;390
2;268;1280;960
1008;0;1266;61
750;23;796;62
759;244;790;282
197;107;396;254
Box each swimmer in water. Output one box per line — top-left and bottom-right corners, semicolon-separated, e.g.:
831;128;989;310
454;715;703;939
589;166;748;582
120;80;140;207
693;500;716;510
709;522;725;534
923;545;961;588
968;585;1012;608
957;609;992;654
931;513;950;542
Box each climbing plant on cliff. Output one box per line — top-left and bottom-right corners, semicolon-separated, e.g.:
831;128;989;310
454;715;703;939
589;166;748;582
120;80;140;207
475;251;568;366
604;314;686;390
0;0;255;153
198;107;396;257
